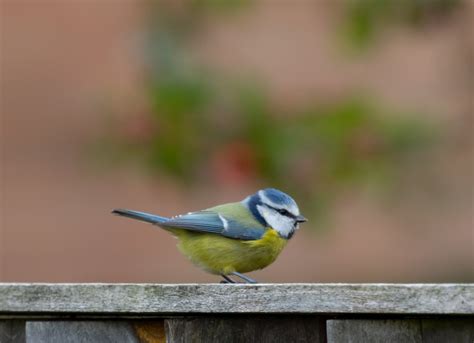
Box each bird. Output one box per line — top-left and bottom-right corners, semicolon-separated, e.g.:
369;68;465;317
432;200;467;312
112;188;307;284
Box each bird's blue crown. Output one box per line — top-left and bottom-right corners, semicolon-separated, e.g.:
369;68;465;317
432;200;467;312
244;188;298;227
261;188;297;208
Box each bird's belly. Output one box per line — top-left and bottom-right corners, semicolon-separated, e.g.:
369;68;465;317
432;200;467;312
174;229;288;275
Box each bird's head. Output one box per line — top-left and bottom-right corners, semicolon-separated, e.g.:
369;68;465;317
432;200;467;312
243;188;307;239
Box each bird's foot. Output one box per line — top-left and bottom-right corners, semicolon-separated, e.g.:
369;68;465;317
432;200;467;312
221;273;258;284
220;274;237;284
231;272;258;284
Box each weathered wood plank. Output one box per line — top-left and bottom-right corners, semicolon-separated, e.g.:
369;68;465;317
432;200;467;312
326;319;474;343
421;318;474;343
165;316;325;343
0;284;472;315
0;320;25;343
25;321;139;343
326;319;422;343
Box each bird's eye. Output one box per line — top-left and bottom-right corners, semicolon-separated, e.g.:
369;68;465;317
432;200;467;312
277;209;289;216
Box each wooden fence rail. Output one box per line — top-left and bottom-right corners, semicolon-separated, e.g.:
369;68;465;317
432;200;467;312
0;283;472;342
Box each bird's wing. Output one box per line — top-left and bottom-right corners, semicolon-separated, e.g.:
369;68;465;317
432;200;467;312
161;210;266;241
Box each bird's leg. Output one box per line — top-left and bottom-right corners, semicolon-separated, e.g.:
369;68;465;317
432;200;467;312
220;274;237;284
231;272;258;284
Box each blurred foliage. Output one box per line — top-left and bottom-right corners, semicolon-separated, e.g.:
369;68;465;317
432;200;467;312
102;0;444;223
110;58;435;217
342;0;463;50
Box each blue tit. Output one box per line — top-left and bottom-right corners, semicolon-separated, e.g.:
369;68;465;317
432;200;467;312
112;188;307;283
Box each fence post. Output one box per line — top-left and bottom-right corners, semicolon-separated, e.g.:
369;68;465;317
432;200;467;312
0;283;472;342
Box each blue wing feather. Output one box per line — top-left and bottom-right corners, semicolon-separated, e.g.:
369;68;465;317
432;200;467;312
162;211;265;241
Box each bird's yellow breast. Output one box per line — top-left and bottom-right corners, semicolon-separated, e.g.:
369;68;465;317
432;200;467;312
173;228;288;275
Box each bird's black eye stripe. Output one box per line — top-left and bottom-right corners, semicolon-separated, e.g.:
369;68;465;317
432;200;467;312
267;205;295;218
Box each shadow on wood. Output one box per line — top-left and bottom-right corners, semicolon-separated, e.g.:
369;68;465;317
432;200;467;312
166;316;325;343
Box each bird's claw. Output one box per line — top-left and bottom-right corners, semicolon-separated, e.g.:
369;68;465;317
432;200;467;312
220;273;258;284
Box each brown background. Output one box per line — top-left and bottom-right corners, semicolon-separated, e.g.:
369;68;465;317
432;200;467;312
1;1;472;283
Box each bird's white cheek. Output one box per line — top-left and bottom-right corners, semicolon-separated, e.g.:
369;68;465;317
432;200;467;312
257;205;294;238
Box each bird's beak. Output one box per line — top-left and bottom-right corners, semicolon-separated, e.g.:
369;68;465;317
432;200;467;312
296;215;307;223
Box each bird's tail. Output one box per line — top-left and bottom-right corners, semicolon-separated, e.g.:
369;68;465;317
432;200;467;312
112;209;168;224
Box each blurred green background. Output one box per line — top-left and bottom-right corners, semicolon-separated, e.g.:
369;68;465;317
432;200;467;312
2;0;472;283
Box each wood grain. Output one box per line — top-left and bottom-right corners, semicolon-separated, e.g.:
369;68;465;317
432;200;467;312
421;318;474;343
327;320;422;343
0;283;472;316
0;320;25;343
327;318;474;343
25;321;139;343
165;316;325;343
